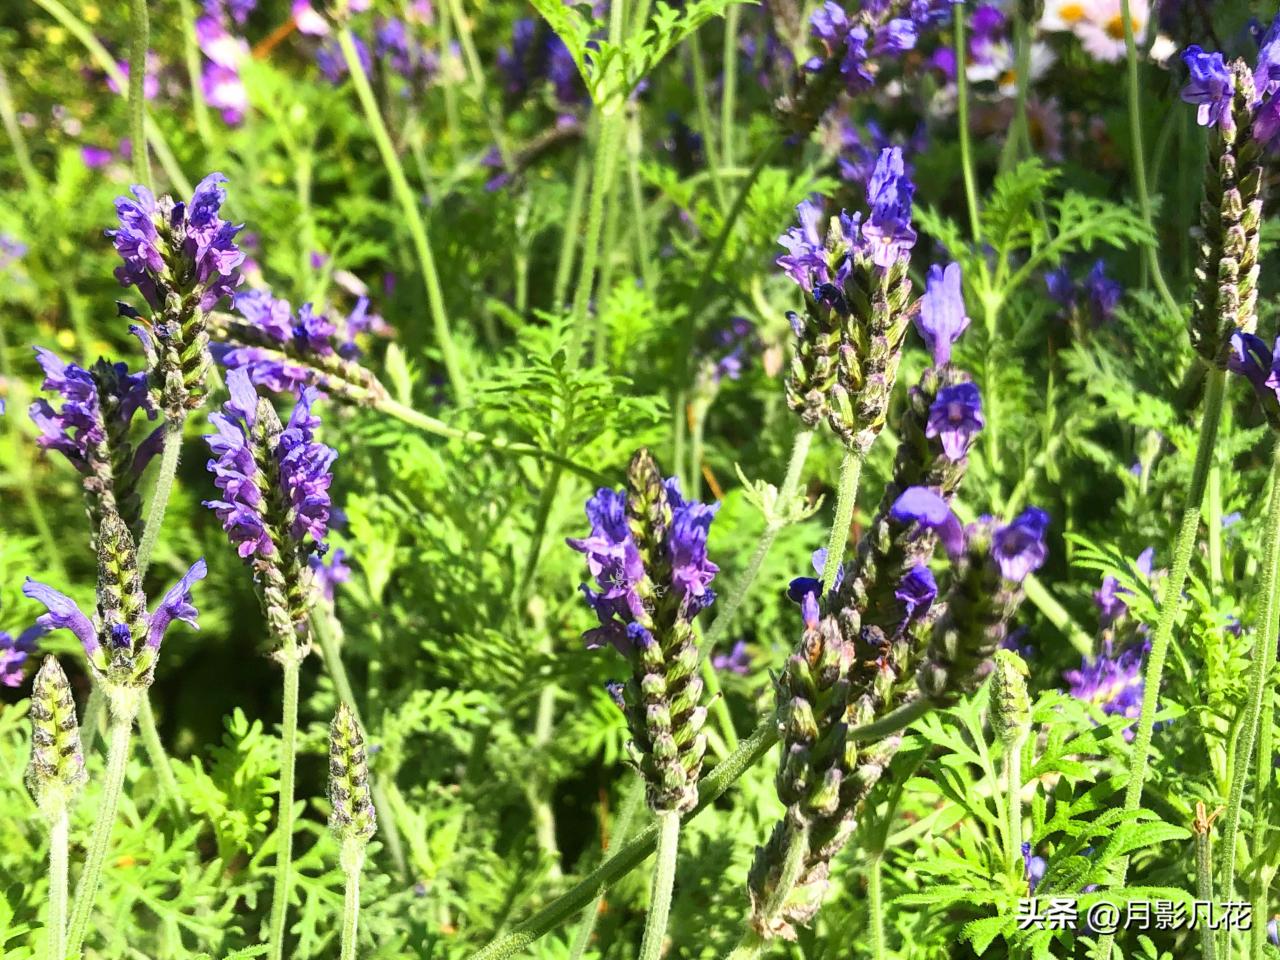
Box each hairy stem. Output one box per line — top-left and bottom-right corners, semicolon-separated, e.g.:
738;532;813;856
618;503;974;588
47;810;69;960
720;3;741;172
339;839;364;960
136;422;183;573
137;698;182;811
698;429;813;657
175;0;213;144
1196;819;1218;960
1096;365;1226;960
820;448;865;594
128;0;152;190
554;156;591;311
868;853;887;960
565;780;646;960
66;717;134;959
268;649;302;960
1248;700;1275;959
1004;733;1025;878
638;813;681;960
338;29;468;402
1219;439;1280;898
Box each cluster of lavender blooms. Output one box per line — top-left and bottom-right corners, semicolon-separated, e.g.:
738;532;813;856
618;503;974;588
109;173;245;421
748;223;1049;936
29;348;160;537
1176;23;1277;365
0;621;44;687
568;449;718;814
298;0;437;88
1045;260;1124;327
204;368;336;645
24;514;206;713
209;288;389;403
830;118;927;189
780;147;917;452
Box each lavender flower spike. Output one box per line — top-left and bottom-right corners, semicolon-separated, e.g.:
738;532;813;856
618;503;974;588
1180;46;1234;129
992;508;1050;583
861;147;917;268
914;262;969;366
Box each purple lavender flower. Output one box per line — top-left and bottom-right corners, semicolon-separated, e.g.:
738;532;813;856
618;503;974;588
81;145;114;169
1180;46;1234;128
914;262;969;366
991;508;1050;583
24;559;206;674
1094;575;1128;626
309;548;351;603
1045;266;1074;307
777;199;832;291
1064;640;1146;739
1254;17;1280;99
890;486;965;558
861;148;916;268
1084;260;1123;325
1256;98;1280;151
809;1;850;55
0;624;44;687
203;368;337;559
787;548;846;604
1268;916;1279;947
108;172;245;314
873;18;916;55
925;382;984;461
895;563;937;621
0;234;26;272
376;17;435;80
1021;842;1047;893
712;640;752;676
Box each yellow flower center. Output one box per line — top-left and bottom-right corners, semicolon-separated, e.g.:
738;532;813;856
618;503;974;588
1058;3;1085;22
1105;15;1140;39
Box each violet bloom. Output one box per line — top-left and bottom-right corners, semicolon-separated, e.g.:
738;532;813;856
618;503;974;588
1045;266;1074;307
777;198;832;291
914;262;969;366
107;172;245;313
1180;46;1234;128
890;486;965;557
895;563;937;621
1227;331;1273;394
203;368;337;559
991;508;1050;583
1064;640;1146;739
81;145;114;169
1021;843;1047;893
1084;260;1122;325
873;18;916;55
309;548;351;603
968;5;1006;66
106;56;160;100
1094;576;1128;626
712;640;752;676
1255;17;1280;99
926;382;984;461
1256;98;1280;152
0;624;44;687
787;548;846;604
809;1;850;56
861;148;916;268
24;559;206;676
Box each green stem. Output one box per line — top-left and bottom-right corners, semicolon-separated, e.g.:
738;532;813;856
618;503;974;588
66;716;134;959
568;106;626;369
688;31;726;209
720;3;741;172
30;0;191;196
1004;733;1026;877
268;648;302;960
137;698;182;811
1248;700;1275;959
338;29;468;402
469;696;927;960
698;430;813;658
135;422;183;574
638;813;681;960
47;810;69;960
310;609;408;879
374;397;606;485
820;449;865;594
1096;365;1227;960
626;113;658;297
441;0;514;170
1118;0;1180;319
954;9;981;243
700;656;738;752
1196;818;1218;960
593;170;625;364
565;780;645;960
175;0;214;144
554;156;591;311
128;0;153;190
0;63;42;191
1219;438;1280;899
867;853;886;960
339;839;364;960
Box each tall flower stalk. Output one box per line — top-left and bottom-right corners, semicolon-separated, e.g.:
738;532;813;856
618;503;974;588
779;147;918;592
26;656;87;960
1098;45;1268;951
203;367;336;960
24;515;206;959
568;449;720;960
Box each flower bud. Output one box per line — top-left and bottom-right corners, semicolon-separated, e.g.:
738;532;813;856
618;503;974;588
328;703;376;845
26;657;88;816
990;649;1032;745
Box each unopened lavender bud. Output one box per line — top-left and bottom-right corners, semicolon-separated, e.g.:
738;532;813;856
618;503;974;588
328;703;376;845
26;657;88;816
990;649;1032;745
